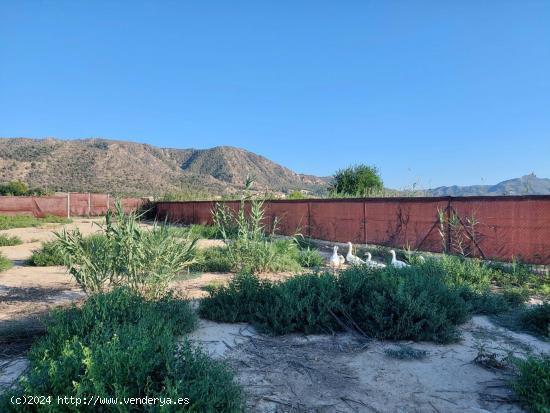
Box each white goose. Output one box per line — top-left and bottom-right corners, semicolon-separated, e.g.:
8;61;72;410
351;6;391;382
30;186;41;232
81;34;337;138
346;242;366;265
365;252;386;269
329;246;343;269
390;250;409;268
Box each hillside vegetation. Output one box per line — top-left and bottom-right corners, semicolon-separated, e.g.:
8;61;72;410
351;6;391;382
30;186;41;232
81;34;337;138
0;138;328;197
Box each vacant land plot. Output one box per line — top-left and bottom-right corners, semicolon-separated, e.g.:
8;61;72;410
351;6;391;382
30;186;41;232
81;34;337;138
1;219;549;412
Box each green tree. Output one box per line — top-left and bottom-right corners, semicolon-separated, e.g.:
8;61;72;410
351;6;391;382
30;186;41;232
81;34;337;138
331;164;383;196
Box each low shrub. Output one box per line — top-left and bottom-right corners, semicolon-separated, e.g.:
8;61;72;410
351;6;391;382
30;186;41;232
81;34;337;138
0;252;12;272
200;266;471;342
199;273;274;323
0;234;23;246
254;273;341;335
520;303;550;338
339;266;470;343
412;257;528;315
27;240;64;266
0;214;70;230
511;354;550;413
0;288;242;412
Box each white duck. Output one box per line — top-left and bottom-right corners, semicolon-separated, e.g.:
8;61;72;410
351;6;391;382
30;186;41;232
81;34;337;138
346;242;365;265
365;252;386;269
390;250;409;268
329;246;343;269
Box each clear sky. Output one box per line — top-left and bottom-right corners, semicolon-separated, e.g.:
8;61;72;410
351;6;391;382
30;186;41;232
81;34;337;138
1;1;549;189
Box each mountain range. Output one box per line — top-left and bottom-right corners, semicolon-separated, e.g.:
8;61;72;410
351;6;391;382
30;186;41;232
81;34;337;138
426;174;550;197
0;138;328;196
1;137;549;198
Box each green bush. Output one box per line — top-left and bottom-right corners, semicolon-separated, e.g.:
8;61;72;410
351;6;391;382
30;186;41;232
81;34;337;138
0;214;70;230
0;252;12;272
255;273;341;334
520;303;550;338
413;256;527;315
0;288;242;413
56;203;197;298
200;266;472;342
27;240;64;266
512;354;550;413
199;273;274;323
0;234;23;246
339;266;470;343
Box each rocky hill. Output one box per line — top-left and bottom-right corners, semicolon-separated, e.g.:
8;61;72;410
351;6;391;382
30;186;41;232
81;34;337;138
0;138;328;197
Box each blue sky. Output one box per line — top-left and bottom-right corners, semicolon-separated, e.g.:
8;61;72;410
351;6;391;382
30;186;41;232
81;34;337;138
1;1;549;189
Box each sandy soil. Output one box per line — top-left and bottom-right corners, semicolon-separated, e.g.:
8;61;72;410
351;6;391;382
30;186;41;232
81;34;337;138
189;317;549;413
1;223;549;411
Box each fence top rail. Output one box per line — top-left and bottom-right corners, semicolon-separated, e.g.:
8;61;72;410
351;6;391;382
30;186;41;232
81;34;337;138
156;194;550;205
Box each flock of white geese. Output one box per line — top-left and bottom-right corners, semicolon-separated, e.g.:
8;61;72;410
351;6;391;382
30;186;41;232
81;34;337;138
329;242;415;270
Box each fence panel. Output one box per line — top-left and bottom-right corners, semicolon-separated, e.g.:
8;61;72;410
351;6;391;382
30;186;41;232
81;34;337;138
450;198;550;263
0;194;144;218
91;194;109;216
309;200;364;243
267;201;310;236
363;199;449;253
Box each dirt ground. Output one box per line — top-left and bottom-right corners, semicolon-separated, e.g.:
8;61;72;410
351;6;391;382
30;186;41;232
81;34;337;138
189;317;549;413
1;221;549;412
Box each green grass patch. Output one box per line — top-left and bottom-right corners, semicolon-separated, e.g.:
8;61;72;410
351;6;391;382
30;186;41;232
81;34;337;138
0;288;242;413
0;252;12;272
0;234;23;246
0;214;71;230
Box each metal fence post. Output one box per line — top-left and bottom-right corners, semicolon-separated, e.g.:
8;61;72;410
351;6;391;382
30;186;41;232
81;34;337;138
307;201;311;238
88;192;91;217
446;198;452;253
67;192;70;219
363;201;367;246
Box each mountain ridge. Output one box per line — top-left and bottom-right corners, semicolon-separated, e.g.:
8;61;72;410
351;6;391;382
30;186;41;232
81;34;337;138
0;137;328;196
426;173;550;197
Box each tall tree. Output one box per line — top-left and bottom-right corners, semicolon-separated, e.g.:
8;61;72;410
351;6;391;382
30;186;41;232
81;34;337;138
331;164;383;196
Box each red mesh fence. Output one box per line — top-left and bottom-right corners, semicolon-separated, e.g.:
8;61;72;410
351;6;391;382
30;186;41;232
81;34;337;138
0;194;146;218
155;196;550;264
